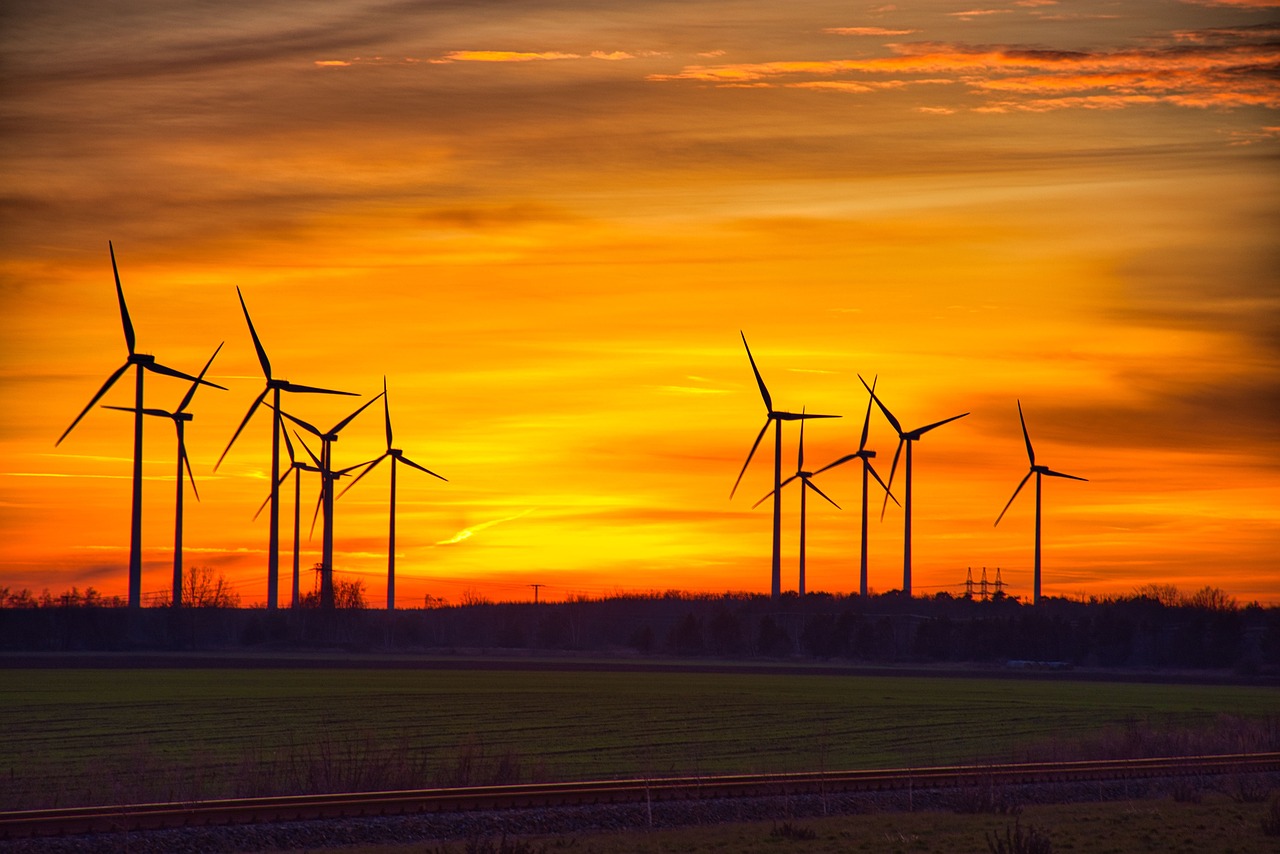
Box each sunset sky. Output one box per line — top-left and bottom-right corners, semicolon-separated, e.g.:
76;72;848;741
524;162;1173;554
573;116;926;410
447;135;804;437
2;0;1277;606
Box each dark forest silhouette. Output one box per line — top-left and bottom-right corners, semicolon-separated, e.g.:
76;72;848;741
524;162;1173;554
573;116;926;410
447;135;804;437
1;585;1274;676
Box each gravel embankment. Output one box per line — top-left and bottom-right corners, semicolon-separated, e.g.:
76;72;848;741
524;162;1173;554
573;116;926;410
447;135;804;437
2;773;1269;854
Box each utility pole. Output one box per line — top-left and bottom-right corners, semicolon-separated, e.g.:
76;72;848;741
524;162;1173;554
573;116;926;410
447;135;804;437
529;583;543;604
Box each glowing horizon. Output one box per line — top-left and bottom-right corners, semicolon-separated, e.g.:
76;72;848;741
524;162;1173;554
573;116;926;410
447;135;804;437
1;0;1276;607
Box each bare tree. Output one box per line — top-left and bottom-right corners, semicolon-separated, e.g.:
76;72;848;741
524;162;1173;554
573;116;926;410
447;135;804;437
163;565;241;608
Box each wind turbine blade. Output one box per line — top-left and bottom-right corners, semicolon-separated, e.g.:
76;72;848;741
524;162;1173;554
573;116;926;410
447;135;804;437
382;376;392;449
329;391;385;436
177;342;224;414
859;374;901;435
294;432;323;468
400;455;447;481
994;471;1033;526
310;486;324;539
145;359;228;390
751;487;779;510
730;420;770;499
1043;467;1088;482
56;362;130;446
740;331;773;413
252;489;273;522
236;286;272;380
859;375;877;452
1017;400;1035;467
101;405;171;417
182;442;200;502
797;407;806;472
281;425;297;465
279;381;358;396
336;455;385;498
214;387;267;471
915;411;969;436
109;242;136;356
276;406;322;438
880;438;904;520
780;411;840;421
865;459;900;507
813;453;858;475
805;478;841;510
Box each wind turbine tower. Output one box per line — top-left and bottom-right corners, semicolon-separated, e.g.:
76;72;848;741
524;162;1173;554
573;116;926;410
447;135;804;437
57;243;225;608
813;376;897;596
339;377;446;610
860;375;968;597
731;333;838;599
994;401;1087;604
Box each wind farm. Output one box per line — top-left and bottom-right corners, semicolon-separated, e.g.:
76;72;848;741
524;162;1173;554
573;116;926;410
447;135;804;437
26;257;1266;608
4;0;1276;612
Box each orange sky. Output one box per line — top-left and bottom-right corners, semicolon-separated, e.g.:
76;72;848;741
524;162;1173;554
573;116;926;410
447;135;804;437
1;0;1277;606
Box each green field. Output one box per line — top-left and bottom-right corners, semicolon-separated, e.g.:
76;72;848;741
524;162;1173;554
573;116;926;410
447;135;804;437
2;663;1276;809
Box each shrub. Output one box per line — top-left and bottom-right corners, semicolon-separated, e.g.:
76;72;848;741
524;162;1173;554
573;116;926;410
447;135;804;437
987;818;1053;854
771;821;818;841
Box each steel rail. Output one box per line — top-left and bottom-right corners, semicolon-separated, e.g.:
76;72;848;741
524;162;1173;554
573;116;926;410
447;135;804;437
3;752;1277;840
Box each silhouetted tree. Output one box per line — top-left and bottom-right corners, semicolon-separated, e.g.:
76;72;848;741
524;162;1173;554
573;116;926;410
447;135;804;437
153;566;239;608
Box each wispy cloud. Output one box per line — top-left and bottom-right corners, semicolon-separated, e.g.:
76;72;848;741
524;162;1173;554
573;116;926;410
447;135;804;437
825;27;919;36
650;26;1280;112
947;9;1016;19
1181;0;1280;7
315;49;644;69
436;509;535;546
440;50;583;63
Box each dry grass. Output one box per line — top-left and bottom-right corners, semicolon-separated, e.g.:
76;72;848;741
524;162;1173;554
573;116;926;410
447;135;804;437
335;795;1280;854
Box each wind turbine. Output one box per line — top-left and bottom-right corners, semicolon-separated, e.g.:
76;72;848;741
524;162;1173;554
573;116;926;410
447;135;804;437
812;376;898;597
215;287;357;611
274;392;385;609
994;400;1087;605
56;242;226;608
338;378;446;611
102;343;224;607
752;411;840;596
254;429;322;608
860;375;968;597
731;333;839;599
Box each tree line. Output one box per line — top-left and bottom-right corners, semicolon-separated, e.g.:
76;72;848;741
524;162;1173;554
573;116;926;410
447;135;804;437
0;581;1274;675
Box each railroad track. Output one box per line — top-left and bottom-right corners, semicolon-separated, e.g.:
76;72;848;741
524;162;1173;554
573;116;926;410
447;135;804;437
3;752;1277;840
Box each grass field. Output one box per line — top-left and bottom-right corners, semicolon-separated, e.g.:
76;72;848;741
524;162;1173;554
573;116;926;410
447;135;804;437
3;663;1277;809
